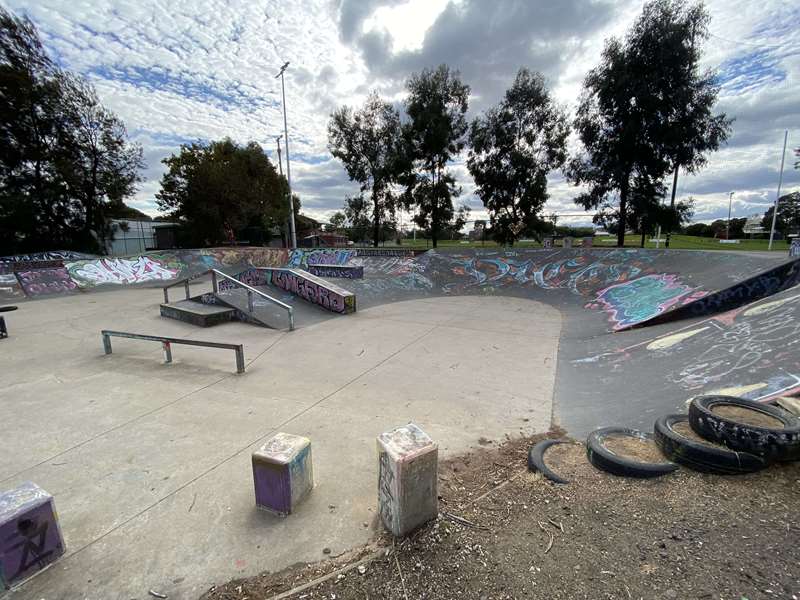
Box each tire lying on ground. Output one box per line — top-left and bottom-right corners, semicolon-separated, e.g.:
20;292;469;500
527;438;572;484
654;414;767;474
688;395;800;462
586;427;678;478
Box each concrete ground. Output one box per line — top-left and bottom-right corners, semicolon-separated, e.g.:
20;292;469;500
0;286;561;600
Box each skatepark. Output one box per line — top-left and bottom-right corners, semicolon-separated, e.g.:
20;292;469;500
1;246;799;599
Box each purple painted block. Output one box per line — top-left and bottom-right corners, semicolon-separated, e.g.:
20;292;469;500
252;433;313;516
0;482;65;589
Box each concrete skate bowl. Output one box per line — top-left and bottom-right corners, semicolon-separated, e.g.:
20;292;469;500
3;245;798;435
301;248;800;434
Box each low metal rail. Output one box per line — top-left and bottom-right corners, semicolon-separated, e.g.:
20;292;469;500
162;268;294;331
101;330;245;373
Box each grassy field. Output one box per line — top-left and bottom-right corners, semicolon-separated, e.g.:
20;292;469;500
391;234;791;252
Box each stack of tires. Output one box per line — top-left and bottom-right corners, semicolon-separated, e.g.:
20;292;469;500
584;395;800;478
652;395;800;475
529;395;800;482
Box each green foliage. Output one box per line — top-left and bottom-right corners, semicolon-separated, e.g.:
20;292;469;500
328;93;404;247
762;192;800;237
401;65;470;248
156;138;287;246
325;211;346;232
0;7;143;255
568;0;730;247
468;68;568;245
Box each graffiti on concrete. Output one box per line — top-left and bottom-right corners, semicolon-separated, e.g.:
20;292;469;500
354;248;414;257
68;256;179;286
586;273;706;330
287;249;354;269
0;273;25;299
307;264;364;279
574;290;800;402
271;269;356;313
196;247;288;269
218;268;269;291
16;268;78;297
0;250;94;263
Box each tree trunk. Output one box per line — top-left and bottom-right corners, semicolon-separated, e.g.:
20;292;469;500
617;175;629;248
665;165;679;248
640;229;646;248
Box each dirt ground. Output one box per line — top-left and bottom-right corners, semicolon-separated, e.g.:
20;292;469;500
202;430;800;600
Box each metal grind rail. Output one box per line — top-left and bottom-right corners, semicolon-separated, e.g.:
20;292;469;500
162;268;294;331
101;330;246;373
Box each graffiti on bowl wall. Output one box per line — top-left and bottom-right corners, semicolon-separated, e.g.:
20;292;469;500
68;256;180;286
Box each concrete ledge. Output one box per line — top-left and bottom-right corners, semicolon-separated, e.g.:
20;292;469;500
159;300;235;327
267;268;356;314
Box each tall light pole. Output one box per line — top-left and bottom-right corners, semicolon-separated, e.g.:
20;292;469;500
768;130;789;251
275;61;297;248
726;191;734;240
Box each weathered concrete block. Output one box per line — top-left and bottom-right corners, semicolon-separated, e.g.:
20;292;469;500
377;423;438;537
0;482;65;589
252;433;313;516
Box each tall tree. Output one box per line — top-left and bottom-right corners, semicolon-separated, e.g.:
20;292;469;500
402;65;469;248
467;68;568;245
762;192;800;238
0;7;144;254
629;0;732;247
567;0;730;248
328;93;404;247
61;76;144;249
156;139;287;246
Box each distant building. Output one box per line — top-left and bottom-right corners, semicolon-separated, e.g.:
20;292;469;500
743;214;766;236
105;219;177;256
298;231;349;247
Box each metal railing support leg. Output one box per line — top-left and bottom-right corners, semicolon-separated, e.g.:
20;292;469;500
211;271;218;294
235;345;245;374
184;280;190;299
102;333;112;355
247;290;254;314
162;341;172;363
288;307;295;331
163;288;169;304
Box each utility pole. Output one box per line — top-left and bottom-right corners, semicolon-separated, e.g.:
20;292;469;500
275;61;297;248
726;192;734;239
768;130;788;251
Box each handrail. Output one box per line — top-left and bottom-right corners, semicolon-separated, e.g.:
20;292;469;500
162;268;294;331
210;269;294;331
101;330;245;373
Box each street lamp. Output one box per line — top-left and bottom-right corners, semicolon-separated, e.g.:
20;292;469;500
726;191;734;240
275;61;297;248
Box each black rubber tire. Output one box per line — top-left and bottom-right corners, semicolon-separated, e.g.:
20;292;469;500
688;395;800;462
527;439;572;484
586;426;678;478
653;414;767;474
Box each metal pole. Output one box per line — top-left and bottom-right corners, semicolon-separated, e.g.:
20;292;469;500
102;333;112;355
768;130;789;250
726;192;734;240
235;345;245;374
276;62;297;249
665;165;679;248
162;341;173;364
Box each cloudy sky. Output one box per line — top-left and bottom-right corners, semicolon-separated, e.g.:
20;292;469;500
10;0;799;227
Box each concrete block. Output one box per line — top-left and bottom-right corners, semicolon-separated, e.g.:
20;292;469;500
377;423;438;537
0;482;65;589
252;433;313;516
